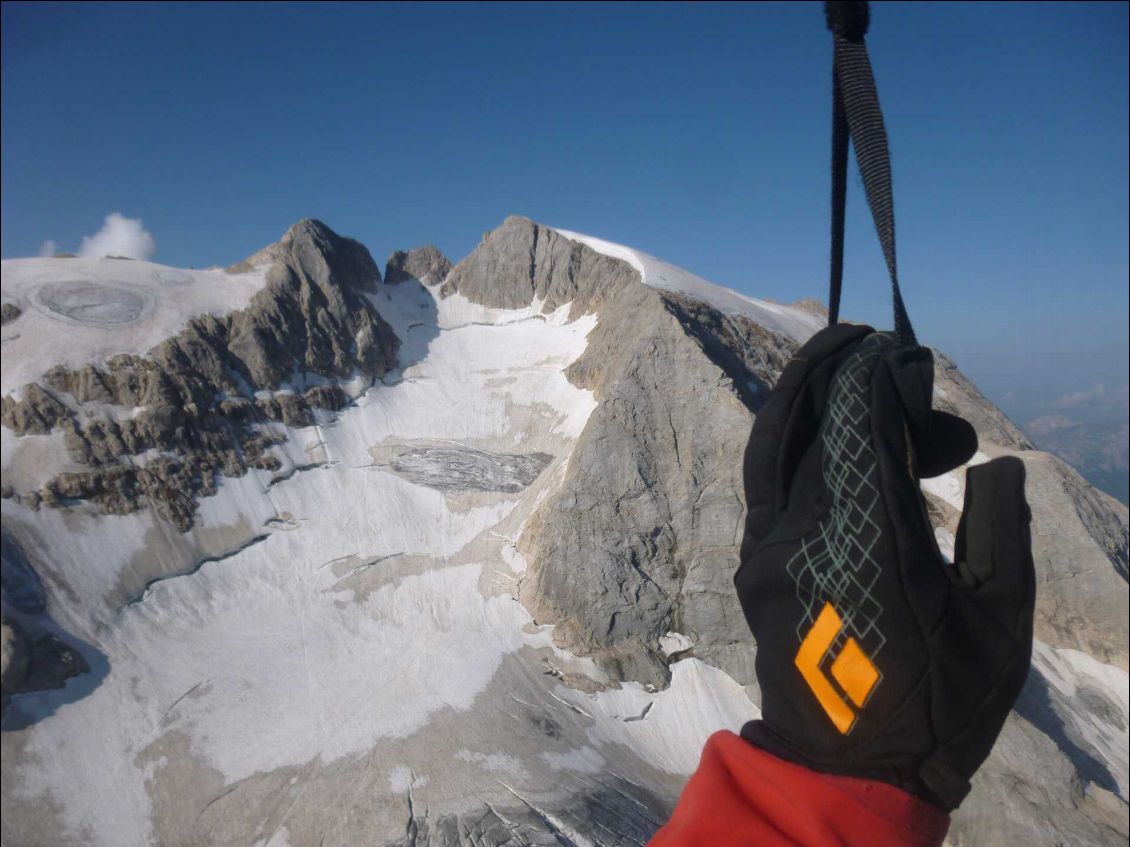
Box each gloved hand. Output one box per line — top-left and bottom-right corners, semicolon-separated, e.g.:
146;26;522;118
734;323;1036;811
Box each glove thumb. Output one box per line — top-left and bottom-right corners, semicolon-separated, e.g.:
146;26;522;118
920;455;1036;810
953;456;1035;605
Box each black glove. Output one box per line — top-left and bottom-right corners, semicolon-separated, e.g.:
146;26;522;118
734;324;1036;811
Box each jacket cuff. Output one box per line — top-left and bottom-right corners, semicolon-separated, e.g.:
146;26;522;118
649;730;950;847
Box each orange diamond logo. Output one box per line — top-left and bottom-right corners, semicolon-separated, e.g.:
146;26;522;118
795;602;880;734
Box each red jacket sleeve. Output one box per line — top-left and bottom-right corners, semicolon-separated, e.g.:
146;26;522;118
647;731;950;847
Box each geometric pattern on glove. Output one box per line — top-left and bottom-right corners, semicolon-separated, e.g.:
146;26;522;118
786;336;887;730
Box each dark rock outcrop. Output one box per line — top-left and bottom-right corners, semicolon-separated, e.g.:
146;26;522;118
0;303;21;325
1;619;89;719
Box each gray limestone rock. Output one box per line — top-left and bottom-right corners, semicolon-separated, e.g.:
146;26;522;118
378;780;670;847
0;384;69;436
440;218;796;688
1023;452;1129;667
442;215;639;317
507;258;795;688
384;245;452;286
950;706;1126;846
225;219;397;387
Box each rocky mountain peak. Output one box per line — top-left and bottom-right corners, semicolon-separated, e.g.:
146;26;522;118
441;214;641;315
283;216;336;241
228;217;382;293
384;245;452;286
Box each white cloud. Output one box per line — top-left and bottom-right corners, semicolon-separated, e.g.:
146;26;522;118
77;213;156;260
37;239;57;257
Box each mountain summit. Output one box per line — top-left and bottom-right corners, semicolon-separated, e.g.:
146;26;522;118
2;218;1127;846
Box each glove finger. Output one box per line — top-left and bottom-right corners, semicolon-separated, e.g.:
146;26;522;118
883;345;978;479
741;323;872;544
917;411;978;479
953;456;1036;611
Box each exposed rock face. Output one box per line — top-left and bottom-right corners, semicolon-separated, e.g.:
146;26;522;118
1;220;398;531
442;215;639;316
225;219;397;385
0;384;69;436
439;216;793;687
1023;453;1129;666
954;704;1128;846
921;387;1128;677
384;245;452;286
519;284;794;688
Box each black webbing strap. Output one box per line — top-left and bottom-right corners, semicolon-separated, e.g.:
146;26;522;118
825;1;916;345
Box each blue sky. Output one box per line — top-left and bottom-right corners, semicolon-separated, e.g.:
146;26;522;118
2;1;1127;426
